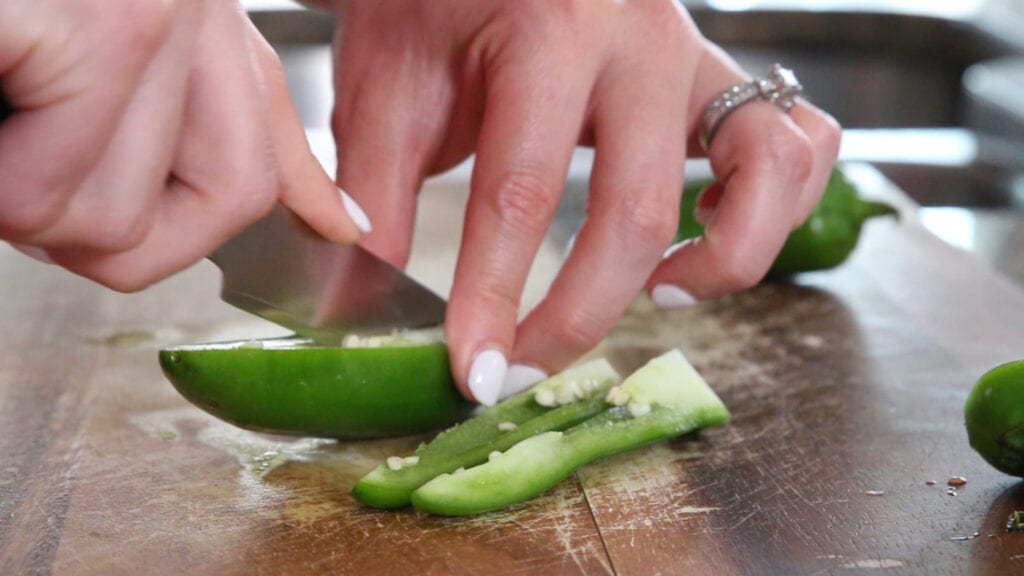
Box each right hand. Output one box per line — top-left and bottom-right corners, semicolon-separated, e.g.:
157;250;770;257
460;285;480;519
0;0;369;291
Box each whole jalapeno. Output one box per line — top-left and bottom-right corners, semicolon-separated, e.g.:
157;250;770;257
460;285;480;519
677;166;897;278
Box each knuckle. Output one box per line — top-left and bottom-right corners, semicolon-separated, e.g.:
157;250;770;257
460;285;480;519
112;0;176;54
0;200;64;240
550;307;606;353
489;168;559;237
759;124;815;186
634;1;698;49
242;177;279;222
713;243;769;292
808;111;843;161
100;216;152;252
468;271;521;319
213;156;280;225
616;194;679;251
516;0;582;27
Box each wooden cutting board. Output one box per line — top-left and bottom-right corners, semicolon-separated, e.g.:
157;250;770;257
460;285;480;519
2;164;1024;575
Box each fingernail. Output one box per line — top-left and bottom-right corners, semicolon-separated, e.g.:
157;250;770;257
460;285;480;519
468;348;507;406
500;364;549;399
339;188;373;234
662;237;698;260
651;284;697;309
11;243;55;265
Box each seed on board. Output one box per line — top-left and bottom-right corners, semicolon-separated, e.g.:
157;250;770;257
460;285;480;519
925;480;937;486
1006;510;1024;532
865;490;885;496
947;476;968;487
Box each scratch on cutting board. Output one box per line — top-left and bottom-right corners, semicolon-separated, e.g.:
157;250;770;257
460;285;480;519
577;442;720;533
414;482;613;574
839;558;907;569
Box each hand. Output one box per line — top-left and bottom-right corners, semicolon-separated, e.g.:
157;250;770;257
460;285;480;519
323;0;841;404
0;0;369;291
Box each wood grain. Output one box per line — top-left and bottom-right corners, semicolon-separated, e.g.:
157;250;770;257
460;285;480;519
2;165;1024;575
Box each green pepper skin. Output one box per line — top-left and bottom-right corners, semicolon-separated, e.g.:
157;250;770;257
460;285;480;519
352;360;621;508
411;350;730;516
677;166;897;278
964;360;1024;477
159;338;474;439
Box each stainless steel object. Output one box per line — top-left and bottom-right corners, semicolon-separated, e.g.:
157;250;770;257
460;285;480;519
698;63;803;150
209;206;446;341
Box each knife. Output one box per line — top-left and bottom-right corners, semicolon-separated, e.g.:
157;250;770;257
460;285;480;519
209;205;447;342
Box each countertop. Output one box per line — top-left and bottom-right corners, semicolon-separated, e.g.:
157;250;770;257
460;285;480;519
2;161;1024;575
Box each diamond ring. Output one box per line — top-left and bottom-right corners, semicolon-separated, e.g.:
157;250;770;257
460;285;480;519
698;64;803;151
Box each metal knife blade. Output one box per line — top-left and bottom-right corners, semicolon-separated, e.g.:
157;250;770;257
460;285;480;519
208;206;446;342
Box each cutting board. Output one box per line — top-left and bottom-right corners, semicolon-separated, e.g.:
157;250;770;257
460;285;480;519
2;164;1024;575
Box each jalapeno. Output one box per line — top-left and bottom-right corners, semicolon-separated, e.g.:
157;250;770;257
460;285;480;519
159;331;474;439
965;360;1024;477
677;166;897;277
352;359;622;508
407;349;730;516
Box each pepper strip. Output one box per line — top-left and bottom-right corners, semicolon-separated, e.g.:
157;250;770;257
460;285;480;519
411;349;730;516
352;359;621;508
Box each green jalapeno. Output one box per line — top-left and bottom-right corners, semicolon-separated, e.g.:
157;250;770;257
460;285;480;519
965;360;1024;477
352;359;622;508
677;166;897;278
406;349;729;516
159;332;474;439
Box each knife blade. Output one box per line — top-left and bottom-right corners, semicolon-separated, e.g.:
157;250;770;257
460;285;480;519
208;205;447;342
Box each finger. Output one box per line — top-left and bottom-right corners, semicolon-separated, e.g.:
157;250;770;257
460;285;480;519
330;24;454;267
0;1;174;240
788;103;842;227
445;42;594;405
648;46;815;303
48;2;281;290
507;34;693;390
248;26;368;245
19;0;203;250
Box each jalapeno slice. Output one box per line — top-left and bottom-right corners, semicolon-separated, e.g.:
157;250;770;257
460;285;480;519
159;333;474;439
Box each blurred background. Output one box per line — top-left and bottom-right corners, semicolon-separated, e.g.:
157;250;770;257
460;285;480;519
243;0;1024;285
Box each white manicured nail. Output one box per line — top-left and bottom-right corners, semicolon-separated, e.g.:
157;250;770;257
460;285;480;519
468;348;507;406
651;284;697;309
11;243;55;265
662;237;698;260
500;364;548;399
339;188;373;234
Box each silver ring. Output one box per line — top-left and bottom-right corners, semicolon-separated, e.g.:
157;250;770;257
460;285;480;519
698;63;803;151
